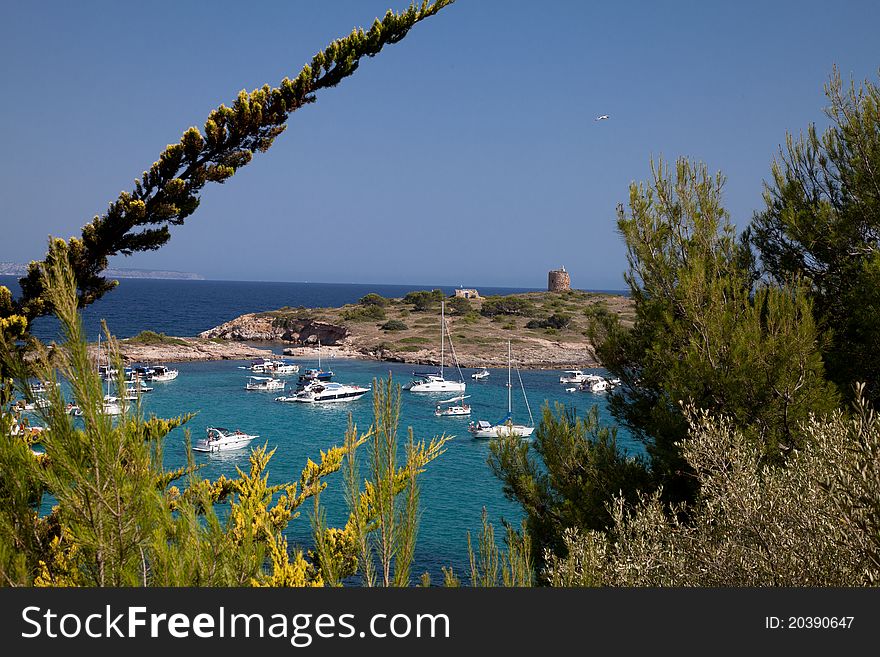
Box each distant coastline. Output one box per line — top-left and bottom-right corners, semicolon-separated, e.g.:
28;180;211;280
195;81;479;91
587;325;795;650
0;262;204;280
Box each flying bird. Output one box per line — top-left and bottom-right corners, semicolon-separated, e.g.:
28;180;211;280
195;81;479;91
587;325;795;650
595;114;610;122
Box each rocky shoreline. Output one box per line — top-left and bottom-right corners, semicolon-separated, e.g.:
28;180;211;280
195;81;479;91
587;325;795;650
104;337;276;364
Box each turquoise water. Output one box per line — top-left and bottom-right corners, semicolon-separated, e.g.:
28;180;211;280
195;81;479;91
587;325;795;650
6;275;634;580
63;353;637;581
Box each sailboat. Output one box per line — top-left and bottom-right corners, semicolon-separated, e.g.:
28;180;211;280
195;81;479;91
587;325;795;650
434;394;471;417
405;300;466;393
298;340;334;385
93;334;123;416
468;341;534;439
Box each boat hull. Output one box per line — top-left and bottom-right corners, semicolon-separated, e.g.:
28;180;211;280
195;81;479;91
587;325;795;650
407;380;466;393
192;436;255;452
194;428;258;453
469;424;534;439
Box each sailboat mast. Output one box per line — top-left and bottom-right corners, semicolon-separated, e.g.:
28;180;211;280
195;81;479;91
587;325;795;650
440;300;445;378
507;340;512;415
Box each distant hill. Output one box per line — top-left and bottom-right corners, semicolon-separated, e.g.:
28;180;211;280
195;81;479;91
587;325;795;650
0;262;204;280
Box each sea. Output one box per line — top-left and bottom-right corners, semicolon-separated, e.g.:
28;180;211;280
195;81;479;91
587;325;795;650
3;276;637;583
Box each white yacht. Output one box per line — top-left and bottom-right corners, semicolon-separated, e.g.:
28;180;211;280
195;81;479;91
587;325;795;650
122;382;154;400
270;360;300;375
559;370;603;385
276;381;369;403
150;365;179;381
242;357;274;373
405;301;466;393
193;427;258;453
245;376;285;391
469;341;534;439
583;377;621;394
471;368;490;380
72;396;122;417
434;394;471;417
586;378;610;393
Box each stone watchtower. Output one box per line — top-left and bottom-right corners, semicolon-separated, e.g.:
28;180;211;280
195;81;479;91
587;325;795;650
548;266;571;292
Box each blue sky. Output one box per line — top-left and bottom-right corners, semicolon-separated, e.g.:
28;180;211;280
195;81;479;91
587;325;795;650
1;0;878;289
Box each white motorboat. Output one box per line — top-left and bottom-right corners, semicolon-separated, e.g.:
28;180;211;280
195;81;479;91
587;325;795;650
469;341;534;439
276;381;370;403
471;368;490;380
586;378;610;393
405;301;466;393
559;370;603;385
122;386;153;401
73;397;122;417
242;357;274;373
583;376;622;393
270;360;300;375
150;365;179;381
245;376;285;391
193;426;258;453
434;394;471;416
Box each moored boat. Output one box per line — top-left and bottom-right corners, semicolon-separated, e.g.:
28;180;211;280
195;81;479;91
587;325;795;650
471;368;490;380
434;394;471;416
297;342;333;384
270;360;300;375
559;370;603;385
193;426;258;453
405;301;466;393
469;341;534;439
276;381;369;403
245;376;285;391
150;365;179;381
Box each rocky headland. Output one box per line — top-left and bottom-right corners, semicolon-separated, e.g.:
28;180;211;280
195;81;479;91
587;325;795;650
108;290;633;368
192;290;634;369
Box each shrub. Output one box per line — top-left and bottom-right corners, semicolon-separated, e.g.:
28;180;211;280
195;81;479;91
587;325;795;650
359;293;388;307
342;305;386;322
126;331;188;347
480;296;535;317
525;314;571;330
544;404;880;586
446;296;471;315
380;319;408;331
403;289;445;312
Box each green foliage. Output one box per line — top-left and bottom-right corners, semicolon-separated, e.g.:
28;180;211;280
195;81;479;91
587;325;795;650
544;400;880;586
751;67;880;401
339;378;450;586
488;404;651;577
525;313;571;330
480;296;535;317
4;0;455;336
466;508;532;587
341;304;386;322
446;295;471;315
380;319;408;331
358;293;388;307
591;157;838;504
402;289;445;312
126;330;188;346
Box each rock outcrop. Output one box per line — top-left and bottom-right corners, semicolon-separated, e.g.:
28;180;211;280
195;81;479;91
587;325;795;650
198;314;349;345
107;338;275;364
